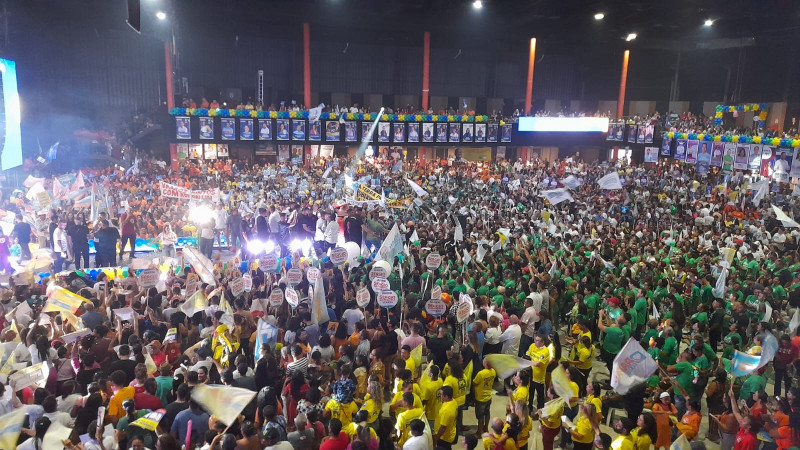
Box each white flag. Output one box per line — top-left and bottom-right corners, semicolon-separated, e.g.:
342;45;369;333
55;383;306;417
308;103;325;122
712;267;727;298
611;339;658;394
561;175;583;190
750;180;770;206
762;302;773;323
476;243;487;263
311;270;330;325
375;224;404;262
548;258;558;277
462;249;472;266
409;229;419;244
772;204;800;228
542;188;573;205
598;172;623;190
652;303;660;320
789;309;800;334
406;178;428;197
454;224;463;242
322;167;332;178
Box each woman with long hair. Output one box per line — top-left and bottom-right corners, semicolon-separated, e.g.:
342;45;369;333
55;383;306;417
360;380;382;429
513;400;533;450
631;413;657;450
705;368;729;443
566;402;600;450
281;370;308;428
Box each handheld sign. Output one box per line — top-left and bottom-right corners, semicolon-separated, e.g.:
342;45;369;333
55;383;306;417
242;274;253;292
371;277;390;292
269;289;284;307
456;301;472;323
431;285;442;300
377;290;398;308
230;277;245;297
139;269;160;289
330;247;348;265
285;287;299;307
425;298;447;316
164;328;178;343
186;279;200;296
307;267;321;284
369;266;387;280
356;287;371;308
260;254;278;272
426;253;442;270
287;268;304;286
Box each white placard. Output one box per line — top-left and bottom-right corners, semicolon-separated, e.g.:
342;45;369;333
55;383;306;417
287;268;304;285
113;307;136;321
426;252;442;269
9;362;49;391
230;277;245;297
431;285;442;300
456;301;472;323
269;288;284;307
356;287;371;308
242;274;253;292
61;328;91;344
371;277;390;292
307;267;321;283
330;247;348;265
285;287;299;307
139;269;160;289
425;298;447;316
260;254;278;272
377;290;398;308
369;266;387;280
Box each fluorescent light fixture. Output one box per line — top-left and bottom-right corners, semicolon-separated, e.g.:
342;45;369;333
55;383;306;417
594;12;604;20
156;11;167;20
0;59;22;170
704;19;713;27
517;117;610;133
472;0;482;9
626;33;637;41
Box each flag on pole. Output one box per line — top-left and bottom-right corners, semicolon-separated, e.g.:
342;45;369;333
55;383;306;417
729;331;778;376
789;309;800;334
750;180;769;206
561;175;583;190
462;249;472;266
308;103;325;122
47;142;59;161
310;271;330;325
410;345;422;370
375;223;404;262
254;319;279;360
44;284;91;313
0;409;26;449
52;177;69;199
598;172;623;190
548;258;558;278
406;178;428;197
551;366;574;401
191;384;256;426
180;290;208;317
542;188;574;205
712;267;727;298
610;339;658;394
772;204;800;228
71;171;85;191
484;354;535;379
652;303;660;320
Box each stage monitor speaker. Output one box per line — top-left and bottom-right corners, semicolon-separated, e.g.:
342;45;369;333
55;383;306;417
127;0;141;33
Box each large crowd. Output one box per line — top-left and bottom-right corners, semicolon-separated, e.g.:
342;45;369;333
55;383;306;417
0;145;799;450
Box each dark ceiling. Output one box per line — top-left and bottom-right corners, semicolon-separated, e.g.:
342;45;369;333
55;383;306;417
10;0;800;55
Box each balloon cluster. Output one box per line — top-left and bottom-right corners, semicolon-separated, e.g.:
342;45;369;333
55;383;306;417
663;132;800;147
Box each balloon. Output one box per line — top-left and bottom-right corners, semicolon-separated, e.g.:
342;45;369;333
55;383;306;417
398;114;405;121
373;260;392;274
772;138;781;146
667;132;675;138
753;104;759;111
714;135;721;142
793;139;800;147
697;134;704;141
732;136;739;143
343;241;361;260
752;136;761;144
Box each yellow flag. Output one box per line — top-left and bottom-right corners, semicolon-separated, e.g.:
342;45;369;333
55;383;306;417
410;344;422;369
130;411;164;432
0;352;16;381
43;284;91;313
484;354;535;379
463;360;474;393
550;365;574;401
219;292;234;316
0;408;26;449
61;310;84;330
541;397;565;418
9;319;21;342
191;384;256;426
144;352;157;375
180;290;207;317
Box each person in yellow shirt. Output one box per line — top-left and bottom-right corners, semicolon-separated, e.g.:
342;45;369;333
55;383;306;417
434;386;458;448
630;413;657;450
506;370;530;414
400;344;417;380
443;359;467;434
420;365;443;422
107;370;136;423
389;373;422;416
472;359;497;436
482;416;519;450
566;335;594;394
359;381;383;427
395;392;425;446
585;382;603;418
538;386;563;450
565;402;600;450
611;417;636;450
324;396;358;429
526;334;550;410
344;410;379;441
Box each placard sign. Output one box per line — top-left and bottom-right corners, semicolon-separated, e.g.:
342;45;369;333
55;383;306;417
9;363;48;391
287;268;304;285
426;253;442;270
456;301;472;323
307;267;321;283
369;266;387;280
377;290;398;308
230;277;245;297
371;277;390;292
330;247;348;265
425;298;447;316
285;287;299;307
139;269;160;289
242;274;253;292
431;285;442;300
164;328;178;343
260;254;278;272
186;279;200;296
269;288;284;307
356;287;371;308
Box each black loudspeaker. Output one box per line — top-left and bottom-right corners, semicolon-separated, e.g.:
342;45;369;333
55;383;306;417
127;0;141;33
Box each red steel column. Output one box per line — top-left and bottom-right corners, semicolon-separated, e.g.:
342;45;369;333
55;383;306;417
524;38;536;116
303;23;312;108
617;50;630;119
422;31;430;111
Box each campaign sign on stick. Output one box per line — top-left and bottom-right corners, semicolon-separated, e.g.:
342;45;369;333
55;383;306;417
377;290;398;308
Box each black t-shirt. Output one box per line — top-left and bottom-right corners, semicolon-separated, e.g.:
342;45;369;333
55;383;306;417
108;358;138;385
95;227;120;253
426;336;453;369
344;216;363;243
67;224;90;248
13;222;32;243
297;213;316;238
164;401;190;431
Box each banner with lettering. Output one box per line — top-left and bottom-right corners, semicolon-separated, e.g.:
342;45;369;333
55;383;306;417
159;181;219;202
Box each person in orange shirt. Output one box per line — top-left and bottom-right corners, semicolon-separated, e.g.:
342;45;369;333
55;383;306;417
675;398;702;441
107;370;136;424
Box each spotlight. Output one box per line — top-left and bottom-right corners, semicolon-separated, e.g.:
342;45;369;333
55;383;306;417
594;12;604;20
247;239;264;255
188;204;213;225
155;11;166;20
472;0;482;9
289;239;312;257
704;19;713;27
263;241;276;254
626;33;637;41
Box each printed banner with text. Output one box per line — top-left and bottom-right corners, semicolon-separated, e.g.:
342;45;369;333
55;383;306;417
159;181;219;202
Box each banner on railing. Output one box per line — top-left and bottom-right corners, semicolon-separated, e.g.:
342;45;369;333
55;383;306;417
159;181;220;202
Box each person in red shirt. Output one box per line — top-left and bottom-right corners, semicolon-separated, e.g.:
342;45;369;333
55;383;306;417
320;418;349;450
774;334;797;397
730;385;759;450
133;378;164;411
119;210;137;260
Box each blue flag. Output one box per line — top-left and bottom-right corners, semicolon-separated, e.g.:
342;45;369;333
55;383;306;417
47;142;59;161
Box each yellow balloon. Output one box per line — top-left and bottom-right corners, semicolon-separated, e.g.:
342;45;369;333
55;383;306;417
752;136;761;144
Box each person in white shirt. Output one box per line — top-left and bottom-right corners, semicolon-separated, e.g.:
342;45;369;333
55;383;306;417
403;418;430;450
519;295;541;357
324;212;339;249
214;204;228;247
341;303;365;335
53;220;70;272
159;224;178;258
499;315;522;356
268;207;281;235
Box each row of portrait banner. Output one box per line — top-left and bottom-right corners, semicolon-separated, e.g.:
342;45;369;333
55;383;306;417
651;138;798;182
175;116;513;143
606;123;656;144
176;143;344;164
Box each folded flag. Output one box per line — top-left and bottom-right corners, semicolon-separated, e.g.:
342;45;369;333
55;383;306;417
484;354;534;379
191;384;256;426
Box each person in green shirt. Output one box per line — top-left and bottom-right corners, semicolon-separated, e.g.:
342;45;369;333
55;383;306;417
640;319;659;349
597;310;626;380
634;294;648;331
660;327;679;366
666;351;695;414
738;372;767;406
